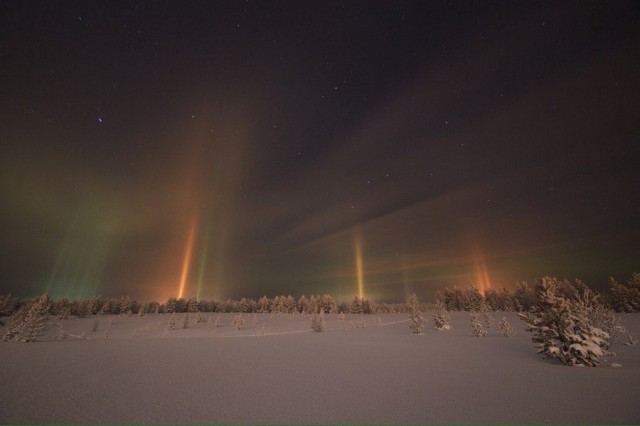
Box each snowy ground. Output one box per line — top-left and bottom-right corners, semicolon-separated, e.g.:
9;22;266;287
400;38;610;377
1;311;639;424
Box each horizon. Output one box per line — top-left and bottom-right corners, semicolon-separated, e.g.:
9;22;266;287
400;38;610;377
2;271;636;305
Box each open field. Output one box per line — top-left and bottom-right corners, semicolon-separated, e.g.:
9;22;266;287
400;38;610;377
1;312;639;424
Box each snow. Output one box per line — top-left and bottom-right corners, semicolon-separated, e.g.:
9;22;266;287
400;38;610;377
1;312;639;424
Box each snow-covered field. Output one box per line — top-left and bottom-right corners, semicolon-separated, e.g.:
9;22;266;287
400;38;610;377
1;312;639;424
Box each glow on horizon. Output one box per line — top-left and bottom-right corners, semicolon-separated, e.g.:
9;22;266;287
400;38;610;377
355;234;364;299
177;218;198;299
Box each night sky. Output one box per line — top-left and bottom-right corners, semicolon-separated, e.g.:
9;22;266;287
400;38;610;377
1;1;639;303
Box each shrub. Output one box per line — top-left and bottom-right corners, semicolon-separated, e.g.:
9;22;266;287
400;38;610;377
1;295;51;342
213;314;223;328
408;293;424;335
609;272;640;312
479;301;495;329
233;314;245;330
187;297;199;313
310;311;324;332
431;300;451;331
469;312;487;337
182;313;190;329
498;316;516;337
353;316;367;328
580;289;625;348
519;277;612;367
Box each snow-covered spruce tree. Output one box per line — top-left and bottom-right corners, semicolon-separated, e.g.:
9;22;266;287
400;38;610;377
580;288;625;348
1;295;50;342
518;277;612;367
59;305;71;320
431;300;451;331
310;310;324;332
0;294;11;318
187;297;199;313
168;313;176;330
182;313;190;329
609;272;640;313
120;296;134;315
469;312;487;337
513;281;535;312
233;314;245;330
408;293;424;335
498;316;516;337
479;301;495;329
92;316;100;332
2;302;29;340
214;314;223;327
138;303;148;316
349;295;364;314
353;315;367;328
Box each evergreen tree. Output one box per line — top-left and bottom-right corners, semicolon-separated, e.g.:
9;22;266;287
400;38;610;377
0;294;11;318
168;313;176;330
297;295;309;314
166;297;178;313
237;298;249;313
285;295;297;313
138;303;149;316
483;289;499;311
513;281;535;312
310;310;324;332
100;299;116;315
353;315;367;328
271;296;284;314
319;294;337;313
479;301;495;328
519;277;612;366
609;272;640;312
233;314;245;330
73;299;90;318
187;297;199;313
496;287;515;311
120;296;134;315
581;288;625;348
257;296;271;313
431;300;452;331
88;295;105;315
498;316;516;337
182;313;190;329
214;314;223;327
470;312;487;337
408;293;424;335
308;295;320;314
350;295;363;314
58;305;71;320
1;295;50;342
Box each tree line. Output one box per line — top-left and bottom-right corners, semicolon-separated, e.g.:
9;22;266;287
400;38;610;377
0;272;638;320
